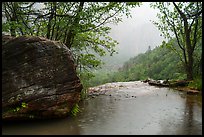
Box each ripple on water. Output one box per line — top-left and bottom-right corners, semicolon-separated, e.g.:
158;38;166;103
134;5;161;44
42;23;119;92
2;81;202;135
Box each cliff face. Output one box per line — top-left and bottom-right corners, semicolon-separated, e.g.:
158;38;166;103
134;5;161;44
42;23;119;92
2;35;83;120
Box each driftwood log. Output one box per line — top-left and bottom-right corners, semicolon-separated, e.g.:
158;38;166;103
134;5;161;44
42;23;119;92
145;79;199;94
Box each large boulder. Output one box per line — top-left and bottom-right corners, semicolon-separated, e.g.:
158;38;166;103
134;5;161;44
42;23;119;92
2;35;83;120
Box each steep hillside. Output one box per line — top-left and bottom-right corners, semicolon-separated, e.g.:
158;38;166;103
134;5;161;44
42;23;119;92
89;44;186;86
88;37;202;87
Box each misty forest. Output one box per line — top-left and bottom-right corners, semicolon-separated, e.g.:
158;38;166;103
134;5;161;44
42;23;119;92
2;2;202;135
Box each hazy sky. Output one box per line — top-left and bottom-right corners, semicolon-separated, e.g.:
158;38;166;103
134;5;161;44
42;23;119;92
103;2;166;66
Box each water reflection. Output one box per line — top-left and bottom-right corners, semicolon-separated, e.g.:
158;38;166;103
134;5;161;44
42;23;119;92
180;94;202;135
77;96;121;135
2;82;202;135
158;91;202;135
2;117;82;135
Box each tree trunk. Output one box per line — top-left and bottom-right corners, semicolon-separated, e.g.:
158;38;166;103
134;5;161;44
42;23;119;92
10;12;16;36
185;44;194;80
186;61;193;80
200;52;202;76
173;2;196;81
65;2;84;49
185;23;194;80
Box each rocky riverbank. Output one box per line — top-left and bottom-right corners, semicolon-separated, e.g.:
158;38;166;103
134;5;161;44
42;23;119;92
88;81;144;98
142;78;200;95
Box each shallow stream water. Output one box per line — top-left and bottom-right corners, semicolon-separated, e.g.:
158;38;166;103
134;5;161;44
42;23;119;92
2;81;202;135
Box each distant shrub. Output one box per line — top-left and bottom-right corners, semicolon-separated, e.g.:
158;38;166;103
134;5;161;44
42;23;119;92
188;77;202;91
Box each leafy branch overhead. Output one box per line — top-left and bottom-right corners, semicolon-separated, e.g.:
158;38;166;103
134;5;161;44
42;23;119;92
2;2;140;72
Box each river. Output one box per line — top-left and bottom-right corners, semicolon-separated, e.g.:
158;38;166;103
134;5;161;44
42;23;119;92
2;81;202;135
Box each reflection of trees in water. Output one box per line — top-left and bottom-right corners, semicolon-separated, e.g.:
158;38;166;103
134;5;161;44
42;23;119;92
158;94;202;135
78;96;117;126
2;117;82;135
179;95;202;135
179;95;194;135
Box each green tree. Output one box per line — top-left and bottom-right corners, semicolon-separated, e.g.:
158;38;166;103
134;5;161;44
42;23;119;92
2;2;141;98
151;2;202;80
2;2;140;71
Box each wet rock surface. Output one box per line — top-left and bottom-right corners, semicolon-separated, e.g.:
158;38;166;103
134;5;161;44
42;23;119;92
2;35;83;120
